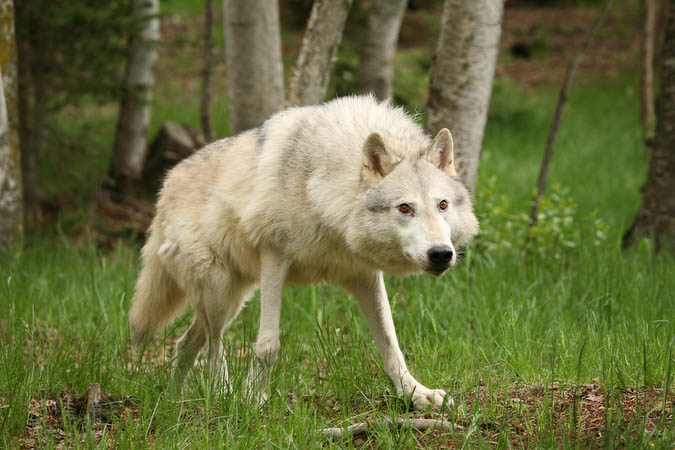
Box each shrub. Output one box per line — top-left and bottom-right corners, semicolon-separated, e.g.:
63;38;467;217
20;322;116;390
474;177;610;261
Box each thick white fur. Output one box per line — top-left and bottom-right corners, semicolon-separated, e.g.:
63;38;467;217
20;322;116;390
129;95;479;409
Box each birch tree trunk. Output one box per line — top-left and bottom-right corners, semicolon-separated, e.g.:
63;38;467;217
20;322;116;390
0;0;19;158
357;0;408;101
224;0;284;133
287;0;353;107
201;0;215;142
0;64;23;247
111;0;160;182
0;0;23;233
624;0;675;249
426;0;504;193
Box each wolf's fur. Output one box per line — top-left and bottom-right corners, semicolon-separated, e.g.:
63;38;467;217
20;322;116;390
129;96;479;409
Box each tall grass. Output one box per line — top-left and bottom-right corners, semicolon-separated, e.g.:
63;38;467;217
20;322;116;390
2;76;673;447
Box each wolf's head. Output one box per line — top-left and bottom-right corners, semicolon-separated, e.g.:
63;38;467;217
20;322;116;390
348;128;479;276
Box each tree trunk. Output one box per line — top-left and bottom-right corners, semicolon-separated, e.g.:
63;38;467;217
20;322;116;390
641;0;656;141
111;0;160;183
357;0;408;101
14;0;40;224
624;0;675;249
0;64;23;247
426;0;504;193
224;0;284;133
0;0;20;159
655;0;671;59
201;0;215;142
0;0;24;237
287;0;353;107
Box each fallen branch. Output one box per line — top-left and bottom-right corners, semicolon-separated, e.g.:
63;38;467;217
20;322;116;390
317;417;463;439
529;0;614;223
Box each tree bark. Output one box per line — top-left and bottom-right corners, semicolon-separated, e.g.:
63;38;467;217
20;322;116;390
357;0;408;101
0;0;19;159
224;0;284;133
0;0;24;236
426;0;505;193
287;0;353;107
0;63;23;247
641;0;656;142
201;0;215;142
14;0;39;224
624;0;675;249
111;0;160;183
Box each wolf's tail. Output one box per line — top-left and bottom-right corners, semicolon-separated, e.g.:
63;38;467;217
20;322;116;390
129;228;186;346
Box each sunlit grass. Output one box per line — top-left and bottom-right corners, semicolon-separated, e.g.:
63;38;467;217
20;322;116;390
4;75;673;447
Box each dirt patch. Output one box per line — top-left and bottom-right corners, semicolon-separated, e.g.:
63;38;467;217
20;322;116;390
16;384;140;449
497;6;640;85
315;380;673;448
449;380;673;448
15;380;672;448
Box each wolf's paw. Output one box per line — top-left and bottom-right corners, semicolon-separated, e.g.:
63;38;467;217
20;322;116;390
245;388;268;407
243;371;269;407
408;386;453;410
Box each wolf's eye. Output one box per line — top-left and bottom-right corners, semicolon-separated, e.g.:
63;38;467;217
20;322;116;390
439;200;448;210
397;203;412;215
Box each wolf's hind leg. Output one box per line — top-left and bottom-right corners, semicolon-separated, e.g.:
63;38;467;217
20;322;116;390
245;249;289;404
342;272;451;410
202;276;255;390
173;309;207;389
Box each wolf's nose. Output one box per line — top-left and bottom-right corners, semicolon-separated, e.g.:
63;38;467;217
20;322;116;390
428;246;453;265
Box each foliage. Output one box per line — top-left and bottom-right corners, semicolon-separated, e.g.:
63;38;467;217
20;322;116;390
394;48;431;112
475;177;610;261
17;0;132;110
325;39;360;99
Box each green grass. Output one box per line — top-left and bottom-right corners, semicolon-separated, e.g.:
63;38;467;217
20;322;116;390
482;75;645;228
4;75;674;447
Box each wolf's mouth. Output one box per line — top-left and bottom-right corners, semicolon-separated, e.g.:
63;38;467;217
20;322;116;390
425;266;449;277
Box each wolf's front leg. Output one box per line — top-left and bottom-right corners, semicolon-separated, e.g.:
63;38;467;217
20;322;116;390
342;272;451;410
245;249;289;404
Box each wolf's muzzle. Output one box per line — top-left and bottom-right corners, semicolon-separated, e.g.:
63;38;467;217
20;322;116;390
426;245;453;275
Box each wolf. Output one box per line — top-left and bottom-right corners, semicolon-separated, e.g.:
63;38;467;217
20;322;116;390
129;95;479;409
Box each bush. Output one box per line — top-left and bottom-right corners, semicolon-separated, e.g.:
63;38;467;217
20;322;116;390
474;177;610;261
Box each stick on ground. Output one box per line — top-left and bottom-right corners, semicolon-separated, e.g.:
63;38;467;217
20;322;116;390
317;418;463;439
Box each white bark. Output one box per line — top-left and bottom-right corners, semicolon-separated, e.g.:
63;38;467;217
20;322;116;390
224;0;284;133
0;0;21;184
0;63;23;247
112;0;160;180
287;0;353;107
426;0;504;193
357;0;408;100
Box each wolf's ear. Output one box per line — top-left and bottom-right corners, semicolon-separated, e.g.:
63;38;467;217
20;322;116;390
363;133;395;180
424;128;457;177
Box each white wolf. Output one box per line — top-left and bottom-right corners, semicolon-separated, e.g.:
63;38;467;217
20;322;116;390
129;95;479;409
